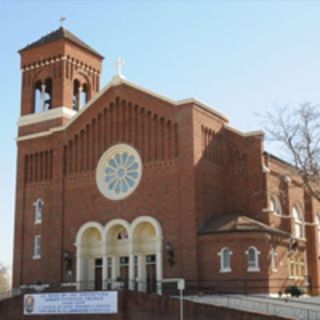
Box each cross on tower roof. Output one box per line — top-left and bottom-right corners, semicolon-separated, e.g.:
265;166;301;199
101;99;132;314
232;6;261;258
59;16;66;27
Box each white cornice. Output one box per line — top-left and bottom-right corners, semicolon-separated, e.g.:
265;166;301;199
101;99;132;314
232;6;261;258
21;55;99;75
18;107;76;127
262;164;271;174
224;125;264;138
112;77;229;122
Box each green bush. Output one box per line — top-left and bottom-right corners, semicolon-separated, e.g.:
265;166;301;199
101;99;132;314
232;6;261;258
285;285;305;297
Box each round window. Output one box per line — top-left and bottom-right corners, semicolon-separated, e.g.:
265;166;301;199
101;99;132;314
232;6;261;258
96;144;142;200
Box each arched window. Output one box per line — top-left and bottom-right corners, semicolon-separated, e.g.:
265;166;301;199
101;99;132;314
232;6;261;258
292;205;304;239
245;246;260;272
34;81;42;113
270;195;282;215
218;247;232;273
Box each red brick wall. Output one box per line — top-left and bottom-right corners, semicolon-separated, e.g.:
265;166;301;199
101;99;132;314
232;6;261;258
198;232;271;293
192;105;226;227
14;84;200;286
20;39;102;115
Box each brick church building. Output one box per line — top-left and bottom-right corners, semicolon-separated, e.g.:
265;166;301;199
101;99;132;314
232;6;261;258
12;26;320;295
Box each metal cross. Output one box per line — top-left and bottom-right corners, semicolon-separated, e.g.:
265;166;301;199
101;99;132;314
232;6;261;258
114;57;125;78
60;16;66;27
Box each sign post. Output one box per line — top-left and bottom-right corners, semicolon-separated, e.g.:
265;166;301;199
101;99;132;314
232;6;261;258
159;278;185;320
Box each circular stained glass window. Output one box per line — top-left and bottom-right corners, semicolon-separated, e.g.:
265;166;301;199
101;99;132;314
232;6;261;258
96;144;142;200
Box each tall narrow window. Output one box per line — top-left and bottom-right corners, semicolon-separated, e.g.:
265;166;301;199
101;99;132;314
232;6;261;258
316;213;320;244
270;195;282;215
33;235;41;259
44;78;52;110
246;246;260;272
81;83;88;107
271;248;277;272
107;257;113;290
72;79;80;111
33;198;44;224
33;79;52;113
34;81;42;113
73;79;88;111
218;247;232;273
292;205;304;239
289;259;294;277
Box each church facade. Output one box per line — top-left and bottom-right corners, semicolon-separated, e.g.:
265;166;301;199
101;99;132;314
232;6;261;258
13;27;320;295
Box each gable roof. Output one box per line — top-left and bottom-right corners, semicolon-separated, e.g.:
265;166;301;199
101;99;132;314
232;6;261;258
199;213;290;237
19;27;104;58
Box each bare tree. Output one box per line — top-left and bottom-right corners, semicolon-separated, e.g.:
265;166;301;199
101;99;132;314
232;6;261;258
263;103;320;201
0;264;10;292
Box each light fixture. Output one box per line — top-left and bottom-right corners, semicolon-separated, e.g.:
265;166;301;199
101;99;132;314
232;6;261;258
165;241;175;266
63;250;72;270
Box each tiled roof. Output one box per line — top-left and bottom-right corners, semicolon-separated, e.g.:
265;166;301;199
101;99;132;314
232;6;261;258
199;213;290;237
19;27;103;58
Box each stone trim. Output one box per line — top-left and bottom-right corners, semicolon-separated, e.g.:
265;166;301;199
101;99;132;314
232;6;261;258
18;107;76;127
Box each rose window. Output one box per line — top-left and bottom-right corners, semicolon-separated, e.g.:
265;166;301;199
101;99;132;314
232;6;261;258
96;144;142;200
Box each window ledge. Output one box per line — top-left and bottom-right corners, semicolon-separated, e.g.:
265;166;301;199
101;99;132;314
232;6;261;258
18;106;76;127
34;220;42;225
220;268;232;273
247;267;260;272
292;237;307;242
32;255;41;260
289;276;304;280
271;212;283;217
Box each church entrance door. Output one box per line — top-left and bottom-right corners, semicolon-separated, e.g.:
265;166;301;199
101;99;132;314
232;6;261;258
146;255;157;293
132;219;162;293
94;258;103;290
119;256;129;289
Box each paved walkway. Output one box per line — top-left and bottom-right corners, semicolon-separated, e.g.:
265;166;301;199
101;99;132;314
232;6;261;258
185;294;320;320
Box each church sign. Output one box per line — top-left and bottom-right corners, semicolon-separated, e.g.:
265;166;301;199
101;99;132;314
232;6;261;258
23;291;118;315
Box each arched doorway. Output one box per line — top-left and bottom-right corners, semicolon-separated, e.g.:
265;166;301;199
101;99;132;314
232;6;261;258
131;217;163;293
75;222;103;290
104;220;130;290
75;217;162;293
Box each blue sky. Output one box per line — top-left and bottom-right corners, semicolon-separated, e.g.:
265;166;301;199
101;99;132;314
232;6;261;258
2;0;320;267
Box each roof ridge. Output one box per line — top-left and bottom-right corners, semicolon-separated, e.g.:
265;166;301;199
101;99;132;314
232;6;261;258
19;27;104;58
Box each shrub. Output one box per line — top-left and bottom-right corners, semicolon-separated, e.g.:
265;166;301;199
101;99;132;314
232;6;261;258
285;285;305;297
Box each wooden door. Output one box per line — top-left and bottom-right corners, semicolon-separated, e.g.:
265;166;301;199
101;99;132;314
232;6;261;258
119;256;129;289
146;255;157;293
94;258;103;290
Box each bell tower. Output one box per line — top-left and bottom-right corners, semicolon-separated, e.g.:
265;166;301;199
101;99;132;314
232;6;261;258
18;27;104;135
